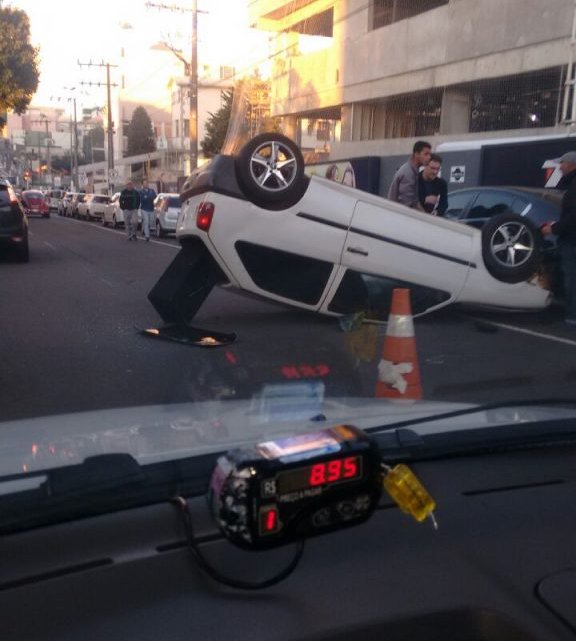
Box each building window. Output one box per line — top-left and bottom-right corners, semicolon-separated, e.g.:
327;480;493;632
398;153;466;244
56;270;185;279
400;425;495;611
220;66;235;80
291;8;334;37
371;0;448;30
316;120;331;141
465;67;562;132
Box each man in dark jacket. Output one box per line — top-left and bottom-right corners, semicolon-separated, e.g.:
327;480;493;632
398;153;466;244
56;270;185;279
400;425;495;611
418;153;448;215
119;180;141;241
541;151;576;326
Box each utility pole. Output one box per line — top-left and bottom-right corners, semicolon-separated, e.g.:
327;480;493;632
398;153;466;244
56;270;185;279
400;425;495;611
190;0;198;171
52;91;81;190
78;60;119;193
145;1;204;172
31;116;52;186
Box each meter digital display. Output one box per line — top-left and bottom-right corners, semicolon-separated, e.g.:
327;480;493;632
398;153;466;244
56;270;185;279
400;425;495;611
208;425;382;550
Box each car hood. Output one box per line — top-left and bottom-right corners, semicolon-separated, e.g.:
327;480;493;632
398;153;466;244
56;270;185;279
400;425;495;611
2;398;576;476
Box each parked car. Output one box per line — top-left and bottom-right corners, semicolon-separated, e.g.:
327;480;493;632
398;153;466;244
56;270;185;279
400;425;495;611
102;192;124;228
444;186;562;248
21;189;50;218
154;193;181;237
148;133;551;326
45;189;67;213
77;193;111;221
0;179;29;262
58;192;74;216
66;192;86;218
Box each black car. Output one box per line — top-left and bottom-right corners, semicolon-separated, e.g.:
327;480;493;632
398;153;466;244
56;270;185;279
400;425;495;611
0;179;29;262
445;185;563;294
445;186;561;242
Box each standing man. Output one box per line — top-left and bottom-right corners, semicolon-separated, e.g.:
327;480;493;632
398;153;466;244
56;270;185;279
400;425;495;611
418;153;448;215
387;140;432;210
119;180;141;241
541;151;576;327
139;178;157;242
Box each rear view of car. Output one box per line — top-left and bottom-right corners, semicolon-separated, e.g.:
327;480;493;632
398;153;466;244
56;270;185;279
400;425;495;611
46;189;66;213
0;180;29;262
154;193;181;237
22;190;50;218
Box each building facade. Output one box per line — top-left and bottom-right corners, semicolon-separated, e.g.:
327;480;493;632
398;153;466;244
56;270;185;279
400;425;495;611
250;0;575;159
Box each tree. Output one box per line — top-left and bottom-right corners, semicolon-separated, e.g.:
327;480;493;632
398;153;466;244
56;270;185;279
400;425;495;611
126;106;156;157
0;7;39;119
201;89;234;158
82;126;105;163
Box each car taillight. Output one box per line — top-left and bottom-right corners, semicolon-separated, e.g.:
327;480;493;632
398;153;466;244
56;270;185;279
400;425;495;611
196;202;215;231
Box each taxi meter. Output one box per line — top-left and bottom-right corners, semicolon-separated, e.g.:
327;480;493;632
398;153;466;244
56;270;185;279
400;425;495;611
209;425;383;549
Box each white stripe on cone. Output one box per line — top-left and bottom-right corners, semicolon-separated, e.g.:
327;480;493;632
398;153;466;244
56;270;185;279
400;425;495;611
386;314;414;338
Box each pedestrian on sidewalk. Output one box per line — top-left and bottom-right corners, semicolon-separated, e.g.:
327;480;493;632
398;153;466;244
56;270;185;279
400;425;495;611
139;178;157;242
119;180;141;241
541;151;576;326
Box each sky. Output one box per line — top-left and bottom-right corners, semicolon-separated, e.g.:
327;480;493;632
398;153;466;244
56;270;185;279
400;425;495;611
9;0;271;115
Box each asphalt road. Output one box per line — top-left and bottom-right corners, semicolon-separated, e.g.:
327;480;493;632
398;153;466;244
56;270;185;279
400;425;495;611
1;215;575;423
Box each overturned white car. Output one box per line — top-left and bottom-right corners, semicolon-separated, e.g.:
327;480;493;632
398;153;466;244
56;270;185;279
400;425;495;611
149;133;550;324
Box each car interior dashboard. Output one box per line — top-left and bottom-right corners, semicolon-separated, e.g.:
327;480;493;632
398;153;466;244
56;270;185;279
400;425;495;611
1;432;576;641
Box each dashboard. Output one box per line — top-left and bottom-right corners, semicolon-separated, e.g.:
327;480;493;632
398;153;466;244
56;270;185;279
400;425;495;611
1;440;576;640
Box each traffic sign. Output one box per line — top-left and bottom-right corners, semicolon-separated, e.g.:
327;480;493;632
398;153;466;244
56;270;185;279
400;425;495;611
450;166;466;183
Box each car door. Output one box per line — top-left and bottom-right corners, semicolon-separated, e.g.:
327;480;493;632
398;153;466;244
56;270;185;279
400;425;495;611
327;196;476;319
444;189;478;222
461;190;518;229
207;177;358;310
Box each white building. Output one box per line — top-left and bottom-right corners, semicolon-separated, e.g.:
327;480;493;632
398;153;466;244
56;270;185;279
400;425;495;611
249;0;576;158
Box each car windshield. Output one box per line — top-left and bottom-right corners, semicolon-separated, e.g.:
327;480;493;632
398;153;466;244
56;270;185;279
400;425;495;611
2;0;576;541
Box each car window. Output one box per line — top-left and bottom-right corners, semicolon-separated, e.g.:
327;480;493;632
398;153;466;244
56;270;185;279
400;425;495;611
444;191;476;220
0;185;10;206
464;191;515;220
167;197;181;208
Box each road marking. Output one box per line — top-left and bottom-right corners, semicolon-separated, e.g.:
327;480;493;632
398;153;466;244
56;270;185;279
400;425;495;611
471;318;576;347
56;216;179;249
43;241;57;251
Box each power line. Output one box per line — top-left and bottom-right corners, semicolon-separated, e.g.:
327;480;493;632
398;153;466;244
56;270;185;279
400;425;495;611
144;1;205;170
78;60;118;192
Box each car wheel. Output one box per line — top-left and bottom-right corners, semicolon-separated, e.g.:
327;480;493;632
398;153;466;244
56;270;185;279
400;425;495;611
235;132;307;209
481;212;542;283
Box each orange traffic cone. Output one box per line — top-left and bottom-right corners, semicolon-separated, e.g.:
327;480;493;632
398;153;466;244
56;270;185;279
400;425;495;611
375;288;422;400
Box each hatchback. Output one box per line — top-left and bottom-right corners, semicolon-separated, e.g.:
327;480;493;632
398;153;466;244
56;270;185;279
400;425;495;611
0;179;29;262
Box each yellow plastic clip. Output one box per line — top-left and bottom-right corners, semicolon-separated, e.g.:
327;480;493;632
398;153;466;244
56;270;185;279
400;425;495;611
382;463;438;529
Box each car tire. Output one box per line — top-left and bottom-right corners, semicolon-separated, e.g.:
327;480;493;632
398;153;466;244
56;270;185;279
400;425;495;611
235;133;307;209
481;212;542;284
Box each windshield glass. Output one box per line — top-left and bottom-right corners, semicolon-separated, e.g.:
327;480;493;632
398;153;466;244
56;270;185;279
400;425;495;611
1;1;576;493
